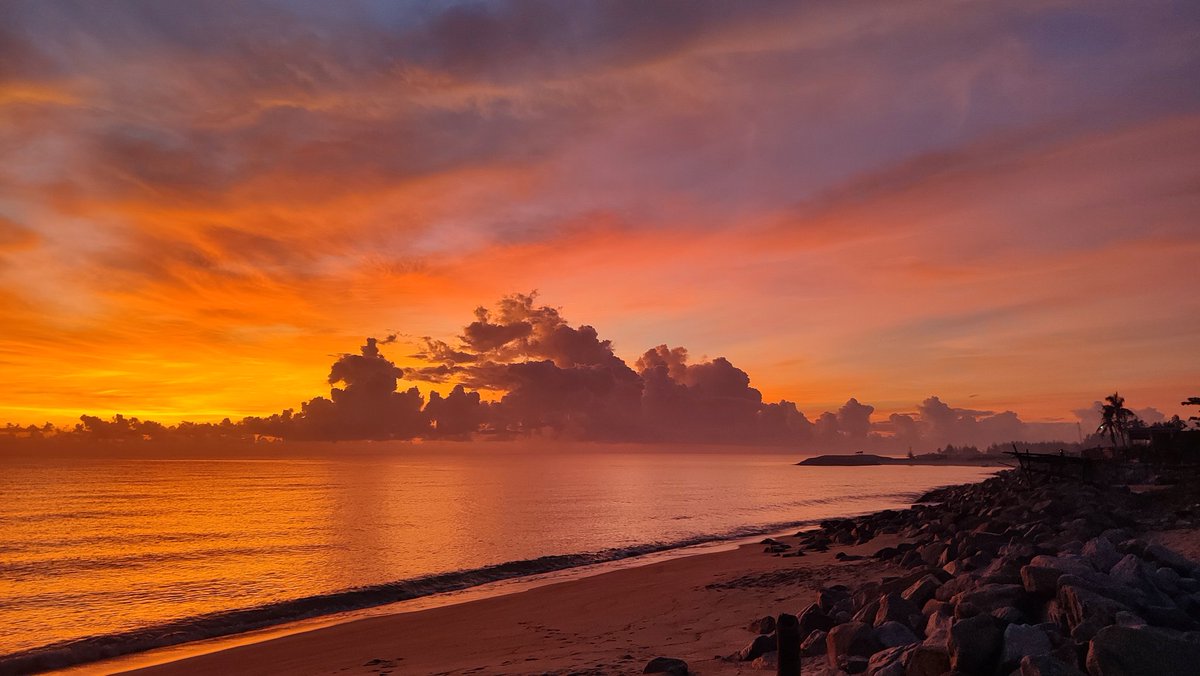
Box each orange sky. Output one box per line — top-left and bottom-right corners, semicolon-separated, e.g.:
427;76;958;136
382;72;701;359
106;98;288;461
1;1;1198;428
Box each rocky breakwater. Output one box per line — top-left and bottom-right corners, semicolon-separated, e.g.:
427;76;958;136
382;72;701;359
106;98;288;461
728;471;1200;675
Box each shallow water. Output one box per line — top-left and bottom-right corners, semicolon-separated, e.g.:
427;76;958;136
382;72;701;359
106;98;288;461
0;443;997;661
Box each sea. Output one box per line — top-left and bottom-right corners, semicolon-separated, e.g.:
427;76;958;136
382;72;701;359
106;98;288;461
0;442;999;670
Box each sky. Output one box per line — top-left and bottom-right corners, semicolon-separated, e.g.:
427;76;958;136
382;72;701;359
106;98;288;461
0;0;1198;434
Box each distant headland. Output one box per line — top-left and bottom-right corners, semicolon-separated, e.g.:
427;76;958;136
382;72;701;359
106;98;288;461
798;452;1004;467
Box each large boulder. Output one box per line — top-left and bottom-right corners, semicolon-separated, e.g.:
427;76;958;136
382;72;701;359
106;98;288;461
905;643;951;676
747;615;776;634
1057;584;1129;641
853;598;882;624
936;574;979;602
1000;623;1053;669
867;645;910;676
749;651;777;671
1023;565;1064;596
902;575;942;608
799;603;835;634
1019;654;1085;676
800;629;828;657
876;620;920;648
644;656;688;675
1107;555;1174;608
924;608;954;645
1081;537;1122;574
949;614;1003;673
819;586;853;613
1030;555;1095;577
1085;625;1200;676
737;633;776;661
1022;556;1095;595
827;622;881;669
954;583;1027;614
1144;544;1199;577
876;592;923;631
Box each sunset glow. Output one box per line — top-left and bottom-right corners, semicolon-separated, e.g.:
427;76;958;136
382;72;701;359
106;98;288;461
1;1;1197;429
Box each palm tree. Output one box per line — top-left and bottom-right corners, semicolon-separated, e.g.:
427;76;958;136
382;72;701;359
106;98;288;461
1097;392;1136;448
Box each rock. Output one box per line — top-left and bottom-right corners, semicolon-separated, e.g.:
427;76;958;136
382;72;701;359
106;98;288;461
1057;584;1129;640
827;621;881;668
902;575;942;608
1108;554;1175;607
747;615;776;634
819;585;852;612
1030;554;1094;576
875;546;900;560
1144;544;1199;576
876;592;922;630
876;620;919;648
854;597;883;625
841;655;870;674
925;608;954;643
954;583;1026;613
1153;567;1181;595
936;574;978;602
1001;623;1053;668
1082;537;1122;573
921;542;948;567
749;650;777;670
949;614;1003;673
1022;555;1096;595
1022;565;1064;596
954;601;981;620
867;645;910;676
799;603;835;634
801;629;828;657
737;633;776;661
905;643;951;676
1085;625;1200;676
1019;654;1085;676
1113;611;1146;627
644;656;688;675
992;605;1026;625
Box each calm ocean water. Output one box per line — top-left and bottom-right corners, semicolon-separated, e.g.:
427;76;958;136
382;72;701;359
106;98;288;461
0;443;998;665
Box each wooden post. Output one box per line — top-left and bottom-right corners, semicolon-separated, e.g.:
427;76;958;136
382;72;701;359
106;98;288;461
777;612;800;676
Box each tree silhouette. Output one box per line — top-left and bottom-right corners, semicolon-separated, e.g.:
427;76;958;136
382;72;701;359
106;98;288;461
1183;396;1200;428
1097;392;1137;448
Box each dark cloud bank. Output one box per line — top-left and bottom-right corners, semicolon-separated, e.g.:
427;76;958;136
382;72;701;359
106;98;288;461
4;290;1099;449
4;293;1093;451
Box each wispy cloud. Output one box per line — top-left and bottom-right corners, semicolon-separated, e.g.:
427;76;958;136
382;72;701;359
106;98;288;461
0;1;1197;424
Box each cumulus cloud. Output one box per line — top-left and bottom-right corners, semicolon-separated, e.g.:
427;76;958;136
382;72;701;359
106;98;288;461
836;398;875;439
282;336;427;440
3;294;1103;448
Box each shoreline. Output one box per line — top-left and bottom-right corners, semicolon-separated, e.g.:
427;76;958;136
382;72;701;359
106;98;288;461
104;469;1200;676
2;520;815;675
117;530;916;676
53;536;760;676
7;501;936;676
5;464;1002;675
27;480;986;675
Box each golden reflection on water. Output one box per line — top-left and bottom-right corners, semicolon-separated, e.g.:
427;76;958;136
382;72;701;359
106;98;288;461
0;445;998;656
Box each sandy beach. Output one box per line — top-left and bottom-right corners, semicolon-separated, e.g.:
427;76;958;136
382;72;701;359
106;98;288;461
109;470;1200;676
119;534;907;676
